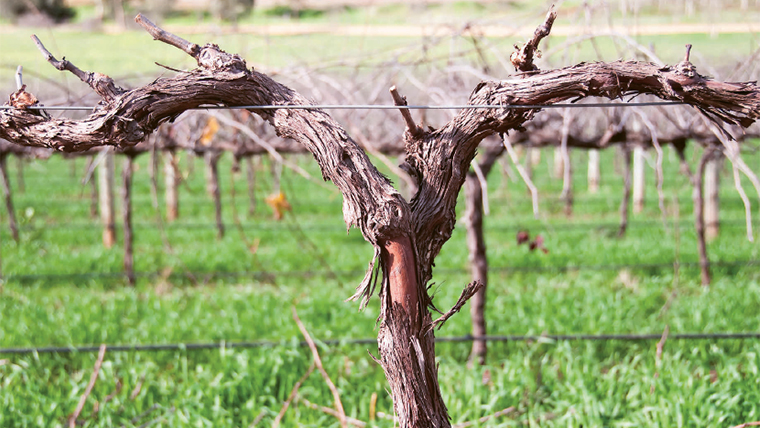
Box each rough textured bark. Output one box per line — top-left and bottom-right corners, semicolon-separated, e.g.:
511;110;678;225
0;155;19;242
122;155;135;286
619;147;632;237
98;149;116;248
3;12;760;427
633;146;646;214
164;150;179;221
588;149;600;193
464;141;503;366
204;150;224;240
704;152;721;239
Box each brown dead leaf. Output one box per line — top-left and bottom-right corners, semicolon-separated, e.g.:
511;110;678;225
9;85;39;109
265;191;292;220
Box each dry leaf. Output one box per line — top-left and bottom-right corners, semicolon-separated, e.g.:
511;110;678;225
199;116;219;145
265;191;292;220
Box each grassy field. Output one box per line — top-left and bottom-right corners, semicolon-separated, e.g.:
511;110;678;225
1;141;759;427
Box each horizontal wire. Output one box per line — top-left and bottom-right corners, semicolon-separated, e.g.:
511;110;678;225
2;332;759;355
0;101;686;112
3;218;753;232
2;259;757;283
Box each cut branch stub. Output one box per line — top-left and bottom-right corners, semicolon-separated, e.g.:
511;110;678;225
135;14;200;58
510;5;556;72
32;35;124;102
390;86;424;138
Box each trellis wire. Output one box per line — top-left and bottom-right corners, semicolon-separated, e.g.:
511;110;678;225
2;259;756;283
2;332;758;355
0;101;686;111
1;218;754;232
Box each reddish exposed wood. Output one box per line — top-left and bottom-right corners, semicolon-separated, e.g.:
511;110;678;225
384;236;419;323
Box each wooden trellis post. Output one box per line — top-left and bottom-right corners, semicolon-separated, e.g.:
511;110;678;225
246;156;256;215
632;145;646;214
553;146;564;178
98;148;116;248
464;142;503;366
164;150;179;221
619;146;632;237
86;155;98;219
0;155;19;242
588;149;600;193
704;152;722;240
204;150;224;239
122;155;135;286
15;156;24;193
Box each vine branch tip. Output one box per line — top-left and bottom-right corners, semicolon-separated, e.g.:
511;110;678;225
389;86;423;137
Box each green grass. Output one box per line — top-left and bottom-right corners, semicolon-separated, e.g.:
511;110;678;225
0;142;759;426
